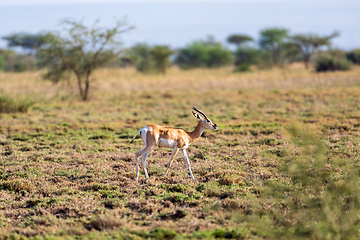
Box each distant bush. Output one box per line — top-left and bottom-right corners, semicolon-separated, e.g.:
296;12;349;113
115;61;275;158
126;44;173;74
175;40;234;69
0;93;34;113
346;49;360;64
234;63;251;72
315;55;352;72
326;48;347;59
0;55;5;71
150;45;173;74
13;61;28;72
234;47;271;71
0;49;36;72
127;44;156;74
0;49;15;71
235;47;260;66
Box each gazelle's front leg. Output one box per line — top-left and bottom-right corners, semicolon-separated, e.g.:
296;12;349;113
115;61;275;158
181;149;194;179
164;147;179;177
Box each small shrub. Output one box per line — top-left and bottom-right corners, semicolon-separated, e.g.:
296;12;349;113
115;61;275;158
13;61;28;72
234;63;251;72
0;93;34;113
0;55;5;71
315;56;352;72
346;49;360;64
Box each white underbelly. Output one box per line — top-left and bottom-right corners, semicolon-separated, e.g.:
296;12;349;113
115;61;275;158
158;138;177;148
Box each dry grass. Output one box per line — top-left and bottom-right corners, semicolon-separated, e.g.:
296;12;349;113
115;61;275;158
2;64;360;97
0;64;360;239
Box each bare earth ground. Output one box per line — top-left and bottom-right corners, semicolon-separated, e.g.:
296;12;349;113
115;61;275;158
0;65;360;239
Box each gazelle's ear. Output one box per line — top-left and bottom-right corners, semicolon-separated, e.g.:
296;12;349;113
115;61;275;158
192;111;204;121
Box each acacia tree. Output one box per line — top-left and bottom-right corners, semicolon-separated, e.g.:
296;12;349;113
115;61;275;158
2;32;53;56
150;45;173;74
227;34;253;50
290;32;339;69
259;28;288;65
39;19;133;101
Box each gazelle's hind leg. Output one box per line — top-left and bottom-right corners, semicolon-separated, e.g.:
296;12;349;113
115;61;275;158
135;146;153;181
134;128;156;181
135;149;142;181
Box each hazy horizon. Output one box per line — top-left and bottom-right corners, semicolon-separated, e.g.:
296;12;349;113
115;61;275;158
0;0;359;50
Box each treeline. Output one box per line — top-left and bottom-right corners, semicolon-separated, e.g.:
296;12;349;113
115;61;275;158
1;19;360;100
2;24;360;74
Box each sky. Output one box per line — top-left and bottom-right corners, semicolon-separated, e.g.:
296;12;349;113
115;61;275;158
0;0;359;50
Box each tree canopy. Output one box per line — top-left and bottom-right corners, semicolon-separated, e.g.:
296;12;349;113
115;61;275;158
290;32;339;68
2;32;53;55
38;19;133;100
227;34;253;49
259;28;288;65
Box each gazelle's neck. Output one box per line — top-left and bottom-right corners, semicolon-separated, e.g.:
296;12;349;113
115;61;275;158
188;121;206;143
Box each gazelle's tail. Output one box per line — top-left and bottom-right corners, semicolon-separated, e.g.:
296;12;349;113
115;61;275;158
130;129;142;143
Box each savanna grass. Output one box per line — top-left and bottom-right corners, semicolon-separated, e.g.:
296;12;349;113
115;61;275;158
0;93;34;113
0;65;360;239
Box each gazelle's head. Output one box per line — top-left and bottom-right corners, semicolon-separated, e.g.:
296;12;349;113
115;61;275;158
192;107;218;130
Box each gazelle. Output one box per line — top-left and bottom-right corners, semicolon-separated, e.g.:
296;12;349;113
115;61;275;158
130;107;218;181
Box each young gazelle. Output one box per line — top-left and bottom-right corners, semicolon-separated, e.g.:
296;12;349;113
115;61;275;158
130;107;218;181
